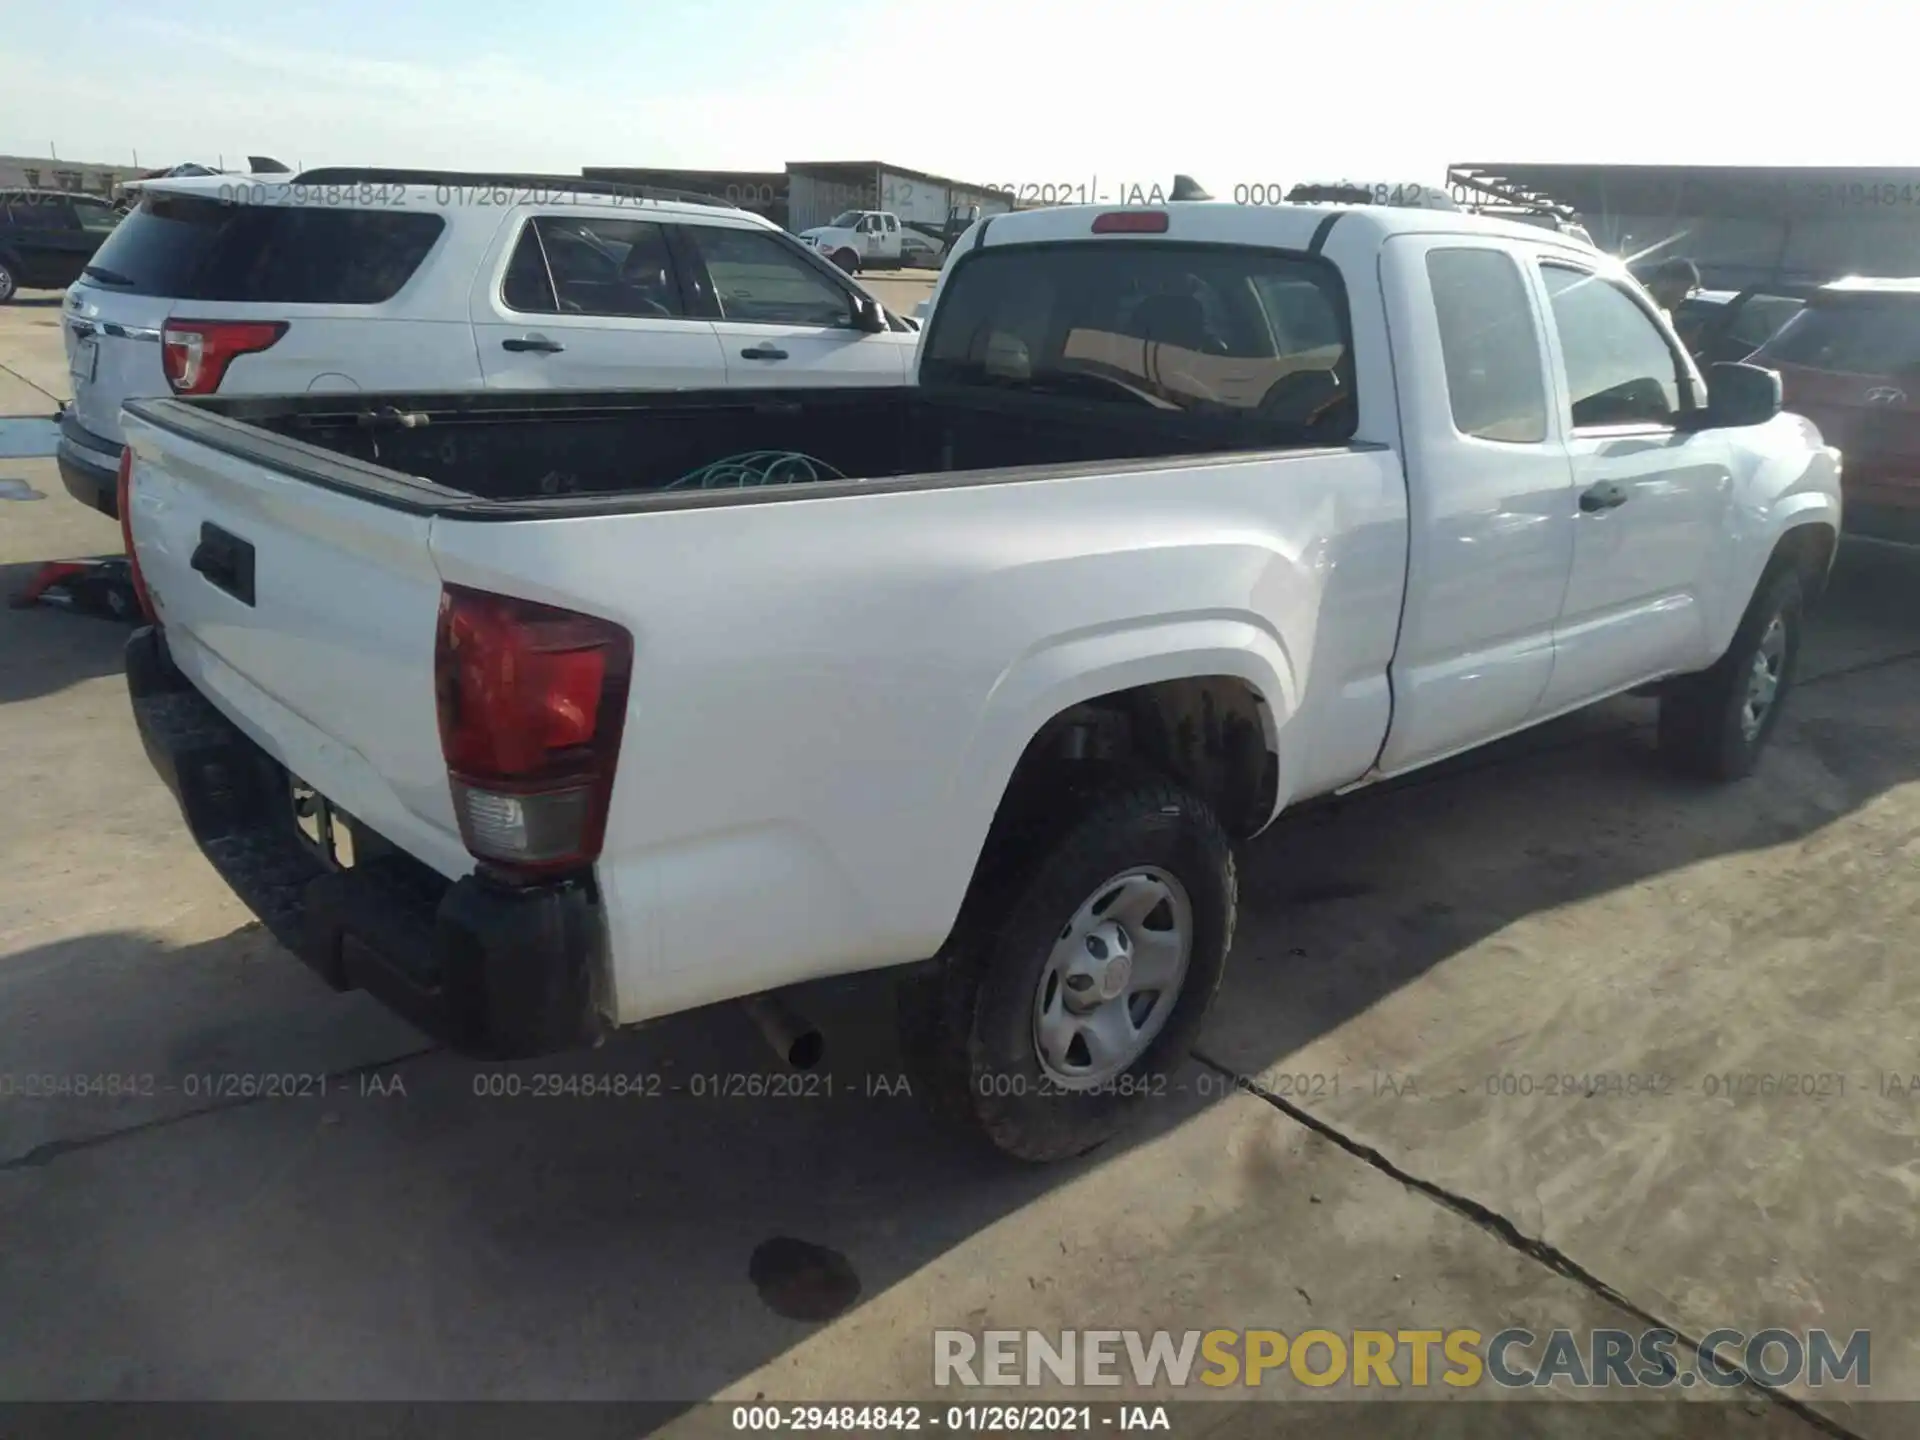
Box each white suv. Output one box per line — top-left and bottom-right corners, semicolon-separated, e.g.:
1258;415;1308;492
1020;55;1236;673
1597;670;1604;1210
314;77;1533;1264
58;168;920;517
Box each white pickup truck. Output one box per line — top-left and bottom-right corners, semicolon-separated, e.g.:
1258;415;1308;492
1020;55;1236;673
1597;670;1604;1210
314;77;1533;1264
118;199;1840;1162
798;210;908;273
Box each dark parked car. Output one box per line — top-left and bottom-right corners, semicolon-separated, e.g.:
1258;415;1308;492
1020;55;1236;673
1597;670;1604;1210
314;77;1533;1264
1749;277;1920;542
0;190;121;302
1673;287;1807;367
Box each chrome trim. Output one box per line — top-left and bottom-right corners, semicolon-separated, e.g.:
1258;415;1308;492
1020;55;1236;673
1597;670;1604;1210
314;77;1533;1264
105;323;162;342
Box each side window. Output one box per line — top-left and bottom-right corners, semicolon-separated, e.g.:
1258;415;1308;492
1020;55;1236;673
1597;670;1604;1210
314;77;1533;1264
1426;248;1549;443
73;199;119;234
686;226;856;328
527;216;684;319
884;215;898;232
1755;300;1920;375
1728;296;1802;350
1541;265;1685;428
501;224;557;313
16;196;76;230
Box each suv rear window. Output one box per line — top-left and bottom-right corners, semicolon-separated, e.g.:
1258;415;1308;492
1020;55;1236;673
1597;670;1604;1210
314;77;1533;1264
1755;295;1920;376
920;241;1355;440
81;193;444;304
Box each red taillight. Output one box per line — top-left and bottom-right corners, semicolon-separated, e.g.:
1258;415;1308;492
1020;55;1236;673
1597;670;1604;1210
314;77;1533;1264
433;584;633;878
1092;211;1169;234
161;319;287;395
116;448;156;623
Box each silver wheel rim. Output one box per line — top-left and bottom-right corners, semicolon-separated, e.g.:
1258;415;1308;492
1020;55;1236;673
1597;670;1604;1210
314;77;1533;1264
0;268;14;302
1032;867;1193;1090
1741;614;1787;741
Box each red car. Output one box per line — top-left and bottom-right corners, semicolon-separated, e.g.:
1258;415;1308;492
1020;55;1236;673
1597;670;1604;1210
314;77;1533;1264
1749;278;1920;542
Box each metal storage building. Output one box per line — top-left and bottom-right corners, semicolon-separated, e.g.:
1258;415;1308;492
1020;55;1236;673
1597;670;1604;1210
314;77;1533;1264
783;161;1012;232
581;160;1012;234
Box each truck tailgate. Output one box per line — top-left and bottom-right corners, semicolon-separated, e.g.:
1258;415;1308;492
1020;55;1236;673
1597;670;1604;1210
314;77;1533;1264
120;409;470;881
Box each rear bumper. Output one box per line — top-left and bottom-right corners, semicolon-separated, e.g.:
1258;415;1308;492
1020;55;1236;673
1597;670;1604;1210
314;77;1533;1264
57;411;122;519
126;625;608;1060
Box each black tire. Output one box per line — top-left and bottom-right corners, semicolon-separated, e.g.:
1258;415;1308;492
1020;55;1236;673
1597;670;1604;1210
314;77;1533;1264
0;258;18;305
1658;566;1803;782
832;247;860;275
898;775;1236;1163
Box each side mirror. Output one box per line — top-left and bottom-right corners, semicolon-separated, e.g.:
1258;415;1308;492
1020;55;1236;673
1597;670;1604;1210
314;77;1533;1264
853;295;888;334
1696;362;1782;429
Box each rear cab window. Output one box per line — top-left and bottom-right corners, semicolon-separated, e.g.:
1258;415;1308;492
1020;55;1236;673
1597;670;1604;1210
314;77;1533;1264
919;241;1356;442
79;192;445;303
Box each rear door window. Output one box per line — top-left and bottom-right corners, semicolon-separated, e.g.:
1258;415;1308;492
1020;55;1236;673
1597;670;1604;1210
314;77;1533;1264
501;216;687;318
1754;297;1920;376
920;241;1355;438
79;193;444;303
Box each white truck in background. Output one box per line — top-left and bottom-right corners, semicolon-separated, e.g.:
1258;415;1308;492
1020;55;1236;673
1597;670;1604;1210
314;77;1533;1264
800;203;985;273
800;210;908;272
117;198;1838;1163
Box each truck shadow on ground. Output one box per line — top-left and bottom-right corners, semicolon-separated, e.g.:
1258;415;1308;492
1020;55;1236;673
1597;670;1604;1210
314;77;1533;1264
2;543;1917;1407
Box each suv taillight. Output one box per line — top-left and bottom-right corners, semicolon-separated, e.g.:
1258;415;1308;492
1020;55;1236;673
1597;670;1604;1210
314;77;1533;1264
116;448;156;623
161;320;287;395
434;585;633;879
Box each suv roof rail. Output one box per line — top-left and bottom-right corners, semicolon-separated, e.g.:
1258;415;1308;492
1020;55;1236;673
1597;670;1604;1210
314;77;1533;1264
290;167;742;210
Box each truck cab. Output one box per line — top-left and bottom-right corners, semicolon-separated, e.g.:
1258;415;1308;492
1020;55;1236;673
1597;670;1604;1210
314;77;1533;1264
798;210;904;274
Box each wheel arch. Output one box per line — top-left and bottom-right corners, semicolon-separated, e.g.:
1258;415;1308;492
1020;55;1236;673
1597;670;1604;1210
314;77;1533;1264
933;629;1291;958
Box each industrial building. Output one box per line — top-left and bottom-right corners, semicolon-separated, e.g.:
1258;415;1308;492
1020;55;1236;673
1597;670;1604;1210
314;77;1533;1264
0;154;131;196
581;160;1013;234
1450;163;1920;289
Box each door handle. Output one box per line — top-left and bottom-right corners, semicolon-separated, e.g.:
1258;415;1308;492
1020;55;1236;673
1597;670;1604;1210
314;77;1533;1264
190;522;256;606
1579;481;1630;513
502;336;564;354
740;344;789;361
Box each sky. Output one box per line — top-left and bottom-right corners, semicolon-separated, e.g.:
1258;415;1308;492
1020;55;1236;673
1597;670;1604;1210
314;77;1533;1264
2;0;1915;193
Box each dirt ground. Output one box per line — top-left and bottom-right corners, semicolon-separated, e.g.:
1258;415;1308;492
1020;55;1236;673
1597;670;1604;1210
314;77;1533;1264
2;288;1916;1438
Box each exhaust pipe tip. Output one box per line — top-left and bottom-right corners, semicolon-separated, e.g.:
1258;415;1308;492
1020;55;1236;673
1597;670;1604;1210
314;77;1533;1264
786;1029;825;1071
742;993;825;1072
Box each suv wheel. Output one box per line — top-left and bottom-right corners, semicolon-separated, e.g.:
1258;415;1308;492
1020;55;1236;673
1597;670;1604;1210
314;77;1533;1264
898;774;1236;1163
0;259;17;304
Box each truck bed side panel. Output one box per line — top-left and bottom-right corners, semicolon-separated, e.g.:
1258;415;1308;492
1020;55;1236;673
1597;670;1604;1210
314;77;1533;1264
428;448;1408;1024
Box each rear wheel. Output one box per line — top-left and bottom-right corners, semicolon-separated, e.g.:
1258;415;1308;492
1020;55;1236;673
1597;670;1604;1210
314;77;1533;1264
1658;566;1803;782
832;247;860;275
0;259;18;304
898;775;1236;1163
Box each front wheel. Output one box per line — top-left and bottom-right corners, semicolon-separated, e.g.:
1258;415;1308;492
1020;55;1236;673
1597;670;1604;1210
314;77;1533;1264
0;259;18;304
898;776;1236;1163
831;247;860;275
1658;567;1803;782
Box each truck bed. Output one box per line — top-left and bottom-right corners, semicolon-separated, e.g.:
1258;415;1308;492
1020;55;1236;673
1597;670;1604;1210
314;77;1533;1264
124;385;1330;514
